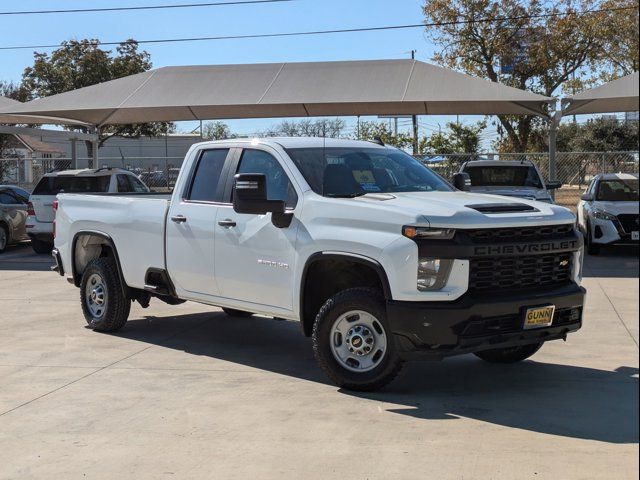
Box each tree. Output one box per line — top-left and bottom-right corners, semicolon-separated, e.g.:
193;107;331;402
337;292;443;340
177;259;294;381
422;0;612;152
1;81;30;181
353;121;414;150
202;121;236;140
424;121;487;154
21;39;172;165
596;0;639;79
262;118;347;138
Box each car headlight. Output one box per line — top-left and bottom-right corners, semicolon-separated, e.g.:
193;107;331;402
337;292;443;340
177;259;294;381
592;209;617;221
417;258;454;291
403;226;456;240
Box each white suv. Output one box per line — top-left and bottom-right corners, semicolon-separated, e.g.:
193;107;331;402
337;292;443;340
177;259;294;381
27;168;149;253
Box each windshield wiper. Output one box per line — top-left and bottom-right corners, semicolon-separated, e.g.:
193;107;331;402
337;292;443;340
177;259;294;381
325;192;368;198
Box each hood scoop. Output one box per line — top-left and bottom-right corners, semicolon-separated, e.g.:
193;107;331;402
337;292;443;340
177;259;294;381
466;202;539;214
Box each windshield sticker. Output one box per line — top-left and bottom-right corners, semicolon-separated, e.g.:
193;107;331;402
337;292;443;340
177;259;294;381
352;170;381;192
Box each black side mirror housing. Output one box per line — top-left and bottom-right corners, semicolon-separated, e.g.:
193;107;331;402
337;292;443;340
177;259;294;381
453;172;471;191
580;193;594;201
233;173;292;228
546;180;563;190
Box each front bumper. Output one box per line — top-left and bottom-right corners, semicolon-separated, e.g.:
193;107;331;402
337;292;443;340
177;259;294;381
591;217;639;245
387;283;585;360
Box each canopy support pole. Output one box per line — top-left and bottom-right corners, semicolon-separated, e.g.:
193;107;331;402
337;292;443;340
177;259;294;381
91;126;100;169
71;138;77;170
548;108;562;201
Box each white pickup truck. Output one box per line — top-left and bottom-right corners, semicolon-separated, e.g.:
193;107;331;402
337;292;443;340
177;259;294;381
53;138;586;391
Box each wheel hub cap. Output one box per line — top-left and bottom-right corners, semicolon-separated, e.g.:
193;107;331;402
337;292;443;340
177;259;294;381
85;274;107;318
329;310;387;373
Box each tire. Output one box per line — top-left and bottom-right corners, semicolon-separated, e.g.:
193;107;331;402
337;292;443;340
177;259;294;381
222;307;253;317
312;287;403;391
80;257;131;332
586;221;600;255
31;238;53;254
0;224;8;254
474;342;543;364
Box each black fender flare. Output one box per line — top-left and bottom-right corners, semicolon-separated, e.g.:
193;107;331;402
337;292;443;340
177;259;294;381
298;252;393;336
71;231;128;294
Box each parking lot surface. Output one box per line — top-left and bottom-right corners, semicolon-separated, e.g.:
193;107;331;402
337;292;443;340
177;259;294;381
0;243;638;480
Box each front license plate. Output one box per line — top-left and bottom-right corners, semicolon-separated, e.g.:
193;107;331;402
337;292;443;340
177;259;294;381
524;305;556;329
632;231;639;241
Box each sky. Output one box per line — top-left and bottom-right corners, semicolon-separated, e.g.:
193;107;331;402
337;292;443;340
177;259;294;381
0;0;513;145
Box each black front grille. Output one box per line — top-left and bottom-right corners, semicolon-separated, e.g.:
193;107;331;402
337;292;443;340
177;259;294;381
464;224;574;243
459;307;582;338
617;214;639;234
469;252;573;293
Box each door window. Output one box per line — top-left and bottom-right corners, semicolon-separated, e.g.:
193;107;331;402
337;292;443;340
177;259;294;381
116;175;132;192
236;149;297;208
187;149;230;202
0;191;19;204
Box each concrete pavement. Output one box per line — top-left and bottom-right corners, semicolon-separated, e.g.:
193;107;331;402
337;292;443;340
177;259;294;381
0;243;637;480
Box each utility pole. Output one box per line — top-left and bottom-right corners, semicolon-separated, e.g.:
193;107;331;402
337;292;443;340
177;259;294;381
411;50;419;155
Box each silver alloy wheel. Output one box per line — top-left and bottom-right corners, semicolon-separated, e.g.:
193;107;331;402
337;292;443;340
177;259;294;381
85;273;107;318
0;227;6;250
329;310;388;373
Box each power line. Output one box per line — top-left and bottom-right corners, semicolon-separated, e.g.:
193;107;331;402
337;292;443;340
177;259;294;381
0;0;293;16
0;5;636;51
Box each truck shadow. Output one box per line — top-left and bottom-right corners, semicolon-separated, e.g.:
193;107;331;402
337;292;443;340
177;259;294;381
119;311;638;445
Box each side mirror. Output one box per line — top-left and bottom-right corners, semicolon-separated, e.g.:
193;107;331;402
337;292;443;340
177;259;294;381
546;180;563;190
233;173;292;228
580;193;594;202
453;172;471;191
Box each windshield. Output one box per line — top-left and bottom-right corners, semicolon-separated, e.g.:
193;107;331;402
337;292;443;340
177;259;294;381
465;165;543;188
32;175;111;195
596;179;639;201
285;147;453;197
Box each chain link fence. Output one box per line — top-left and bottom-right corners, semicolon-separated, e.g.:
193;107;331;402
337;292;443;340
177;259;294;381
3;151;638;210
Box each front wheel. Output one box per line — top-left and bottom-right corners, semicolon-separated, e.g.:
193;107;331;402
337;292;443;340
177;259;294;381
585;221;600;255
474;342;543;364
80;257;131;332
312;288;403;391
0;224;8;253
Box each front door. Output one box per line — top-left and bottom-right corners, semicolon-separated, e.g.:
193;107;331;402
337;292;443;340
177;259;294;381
214;148;300;310
166;148;233;297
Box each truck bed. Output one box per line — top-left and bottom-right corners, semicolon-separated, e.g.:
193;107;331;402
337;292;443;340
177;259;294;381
55;193;172;289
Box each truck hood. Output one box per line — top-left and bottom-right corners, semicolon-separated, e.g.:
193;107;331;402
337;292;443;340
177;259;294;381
347;191;574;229
468;186;550;201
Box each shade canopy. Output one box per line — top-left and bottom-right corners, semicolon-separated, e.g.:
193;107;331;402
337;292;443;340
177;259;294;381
1;96;89;125
563;72;639;115
1;60;553;126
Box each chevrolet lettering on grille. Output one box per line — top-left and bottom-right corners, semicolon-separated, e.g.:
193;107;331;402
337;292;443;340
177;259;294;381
473;240;580;256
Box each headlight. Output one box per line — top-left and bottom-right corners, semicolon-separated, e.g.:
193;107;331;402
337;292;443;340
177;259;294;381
417;258;454;291
592;209;617;221
403;226;456;240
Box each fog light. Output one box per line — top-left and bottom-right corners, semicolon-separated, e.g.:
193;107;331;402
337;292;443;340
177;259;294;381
417;258;453;291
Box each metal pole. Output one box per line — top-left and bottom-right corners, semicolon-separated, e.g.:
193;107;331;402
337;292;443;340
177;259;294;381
91;126;100;169
411;50;418;155
548;108;561;201
70;138;77;169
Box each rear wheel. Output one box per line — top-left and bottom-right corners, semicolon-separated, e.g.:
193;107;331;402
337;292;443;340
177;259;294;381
0;224;8;253
222;308;253;317
312;288;403;391
474;342;543;363
31;238;53;254
80;257;131;332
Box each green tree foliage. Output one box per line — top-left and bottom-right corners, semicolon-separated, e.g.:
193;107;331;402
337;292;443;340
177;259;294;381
424;121;487;154
422;0;622;152
21;39;173;162
533;118;640;152
353;121;414;150
202;121;236;140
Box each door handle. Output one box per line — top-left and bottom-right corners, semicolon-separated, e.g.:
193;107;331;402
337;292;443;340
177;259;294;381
218;219;237;228
171;215;187;224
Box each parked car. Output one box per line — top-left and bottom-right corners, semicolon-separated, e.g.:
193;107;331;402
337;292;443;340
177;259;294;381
0;185;30;253
27;168;149;254
577;173;639;255
52;138;585;391
460;160;562;203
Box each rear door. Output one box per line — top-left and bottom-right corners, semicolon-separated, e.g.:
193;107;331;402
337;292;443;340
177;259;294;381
166;148;235;298
0;188;28;240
